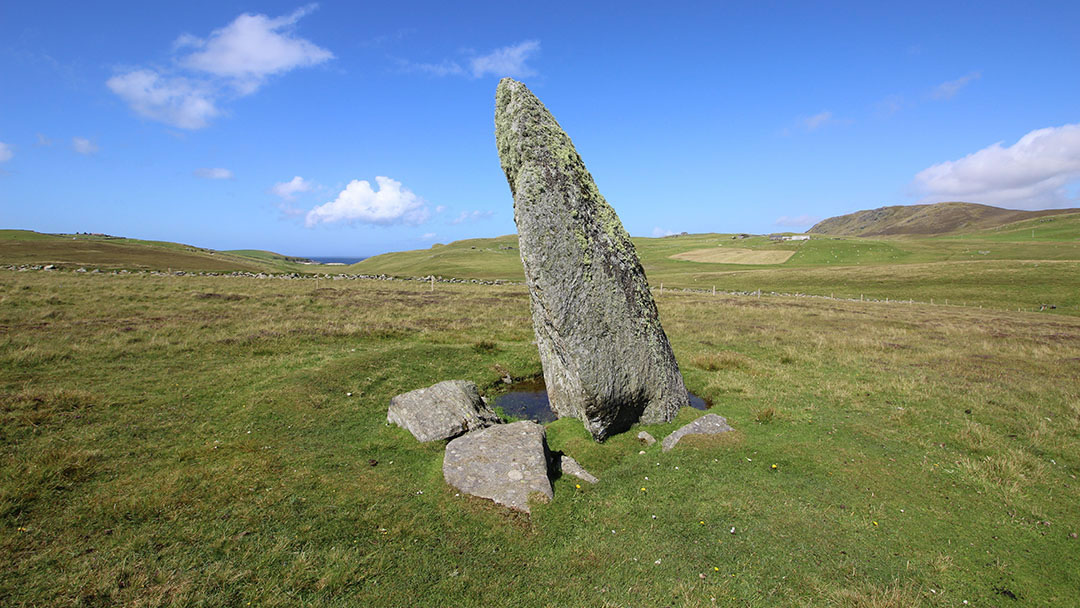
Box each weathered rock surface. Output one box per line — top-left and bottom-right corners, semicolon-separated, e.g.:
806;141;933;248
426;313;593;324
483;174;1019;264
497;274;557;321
443;421;553;513
637;431;657;446
387;380;500;442
662;414;734;452
494;78;689;441
558;454;599;484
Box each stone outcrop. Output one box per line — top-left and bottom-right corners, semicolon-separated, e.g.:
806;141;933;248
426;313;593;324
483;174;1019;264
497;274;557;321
494;78;689;441
637;431;657;446
662;414;734;452
443;421;553;513
387;380;500;442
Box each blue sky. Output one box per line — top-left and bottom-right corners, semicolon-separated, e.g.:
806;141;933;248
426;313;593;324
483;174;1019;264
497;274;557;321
2;1;1079;257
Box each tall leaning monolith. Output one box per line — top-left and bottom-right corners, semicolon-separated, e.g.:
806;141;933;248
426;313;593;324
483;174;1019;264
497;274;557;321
494;78;689;441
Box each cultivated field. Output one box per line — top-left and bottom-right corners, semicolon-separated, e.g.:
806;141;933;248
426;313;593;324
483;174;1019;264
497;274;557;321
2;269;1078;606
669;248;795;265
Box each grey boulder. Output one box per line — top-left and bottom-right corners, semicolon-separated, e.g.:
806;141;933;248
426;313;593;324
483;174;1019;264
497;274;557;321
494;77;689;441
443;421;553;513
387;380;500;442
637;431;657;446
558;454;599;484
662;414;734;452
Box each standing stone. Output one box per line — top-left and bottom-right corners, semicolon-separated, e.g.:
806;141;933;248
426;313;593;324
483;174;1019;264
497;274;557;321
494;78;689;440
443;421;553;513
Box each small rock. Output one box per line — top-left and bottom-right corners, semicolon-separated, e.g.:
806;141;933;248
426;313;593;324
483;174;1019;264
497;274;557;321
637;431;657;445
662;414;734;451
558;454;598;484
388;380;500;442
443;421;553;513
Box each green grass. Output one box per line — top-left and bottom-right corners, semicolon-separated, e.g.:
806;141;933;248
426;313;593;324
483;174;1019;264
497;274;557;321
351;224;1080;314
6;217;1080;314
2;270;1078;606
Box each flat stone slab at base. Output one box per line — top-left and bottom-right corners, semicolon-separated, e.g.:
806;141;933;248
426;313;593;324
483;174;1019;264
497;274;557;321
388;380;500;442
443;421;553;513
662;414;734;452
559;455;598;484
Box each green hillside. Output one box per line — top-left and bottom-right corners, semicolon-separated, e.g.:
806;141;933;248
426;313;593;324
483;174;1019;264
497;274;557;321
807;202;1079;237
0;230;313;274
351;214;1080;314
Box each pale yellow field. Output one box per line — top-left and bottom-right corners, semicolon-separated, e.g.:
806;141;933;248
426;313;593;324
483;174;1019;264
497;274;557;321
669;247;795;264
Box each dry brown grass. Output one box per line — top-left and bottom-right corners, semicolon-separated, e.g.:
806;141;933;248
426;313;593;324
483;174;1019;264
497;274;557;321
670;247;796;264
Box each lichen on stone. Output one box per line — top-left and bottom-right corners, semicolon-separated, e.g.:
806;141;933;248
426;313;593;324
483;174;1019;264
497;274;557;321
494;78;689;440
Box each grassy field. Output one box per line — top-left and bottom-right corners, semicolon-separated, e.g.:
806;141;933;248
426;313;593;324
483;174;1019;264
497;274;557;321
352;211;1080;314
2;269;1078;606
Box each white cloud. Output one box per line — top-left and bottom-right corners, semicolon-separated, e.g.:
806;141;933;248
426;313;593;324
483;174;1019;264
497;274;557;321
450;209;495;224
932;71;981;100
0;142;12;163
804;111;833;131
912;123;1080;209
470;40;540;78
108;6;330;129
178;5;333;94
435;205;446;213
71;137;99;155
271;175;313;199
107;69;220;129
194;167;233;179
305;176;429;227
421;232;437;240
775;214;821;227
652;227;676;237
404;40;540;79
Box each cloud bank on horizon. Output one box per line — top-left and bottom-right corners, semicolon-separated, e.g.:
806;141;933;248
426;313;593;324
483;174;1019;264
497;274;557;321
913;123;1080;209
107;5;332;129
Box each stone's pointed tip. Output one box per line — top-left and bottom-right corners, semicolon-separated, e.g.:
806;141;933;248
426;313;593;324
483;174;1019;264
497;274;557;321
495;77;521;94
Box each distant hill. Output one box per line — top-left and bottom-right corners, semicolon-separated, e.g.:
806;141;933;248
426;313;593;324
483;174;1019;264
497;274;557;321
0;230;315;273
808;202;1080;237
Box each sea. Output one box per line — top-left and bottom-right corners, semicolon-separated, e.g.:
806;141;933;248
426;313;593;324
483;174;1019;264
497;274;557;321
305;256;367;265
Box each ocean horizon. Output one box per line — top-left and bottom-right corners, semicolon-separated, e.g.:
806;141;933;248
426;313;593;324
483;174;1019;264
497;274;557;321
305;256;367;265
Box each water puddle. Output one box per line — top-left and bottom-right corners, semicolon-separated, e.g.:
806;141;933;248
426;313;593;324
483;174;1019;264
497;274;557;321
494;377;710;423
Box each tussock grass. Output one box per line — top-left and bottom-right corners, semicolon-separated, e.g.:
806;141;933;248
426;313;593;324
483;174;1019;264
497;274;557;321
0;270;1078;606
